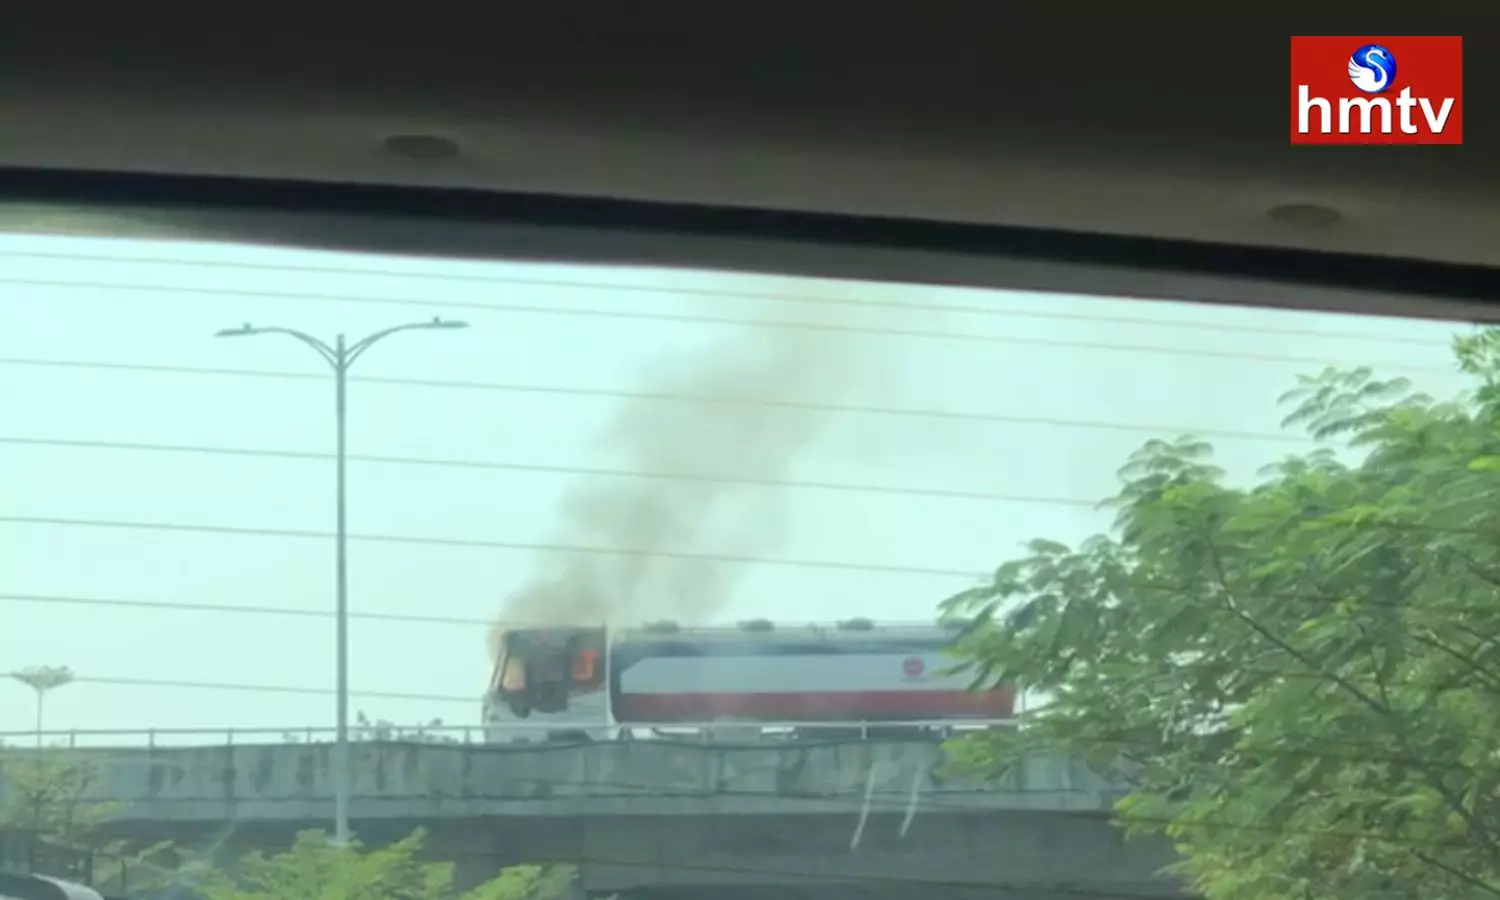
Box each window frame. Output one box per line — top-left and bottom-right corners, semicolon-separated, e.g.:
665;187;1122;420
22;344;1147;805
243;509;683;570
0;167;1494;328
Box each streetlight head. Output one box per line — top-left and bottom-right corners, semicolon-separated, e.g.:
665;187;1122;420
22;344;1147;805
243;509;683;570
215;323;258;339
429;317;469;330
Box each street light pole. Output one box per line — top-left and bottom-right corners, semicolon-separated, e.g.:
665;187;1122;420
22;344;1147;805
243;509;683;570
215;316;468;845
7;666;74;749
334;328;351;846
333;332;351;847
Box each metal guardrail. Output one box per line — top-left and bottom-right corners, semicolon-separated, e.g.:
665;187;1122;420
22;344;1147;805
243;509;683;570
0;719;1017;749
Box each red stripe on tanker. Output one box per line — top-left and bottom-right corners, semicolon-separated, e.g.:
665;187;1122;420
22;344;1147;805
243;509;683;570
608;631;1013;722
615;689;1013;721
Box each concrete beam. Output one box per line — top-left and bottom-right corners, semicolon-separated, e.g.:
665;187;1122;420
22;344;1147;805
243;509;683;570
38;740;1130;824
6;741;1185;898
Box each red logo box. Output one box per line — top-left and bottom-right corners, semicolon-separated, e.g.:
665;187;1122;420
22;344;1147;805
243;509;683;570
1290;36;1462;145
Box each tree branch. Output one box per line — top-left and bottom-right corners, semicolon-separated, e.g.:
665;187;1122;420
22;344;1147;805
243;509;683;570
1204;540;1387;716
1355;620;1396;712
1201;534;1500;855
1455;549;1500;596
1409;630;1500;695
1413;849;1500;899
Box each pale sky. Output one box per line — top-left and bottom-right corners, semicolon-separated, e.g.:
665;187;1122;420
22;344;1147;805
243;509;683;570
0;232;1470;745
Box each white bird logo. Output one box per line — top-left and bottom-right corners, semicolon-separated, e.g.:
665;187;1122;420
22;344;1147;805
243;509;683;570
1348;47;1391;93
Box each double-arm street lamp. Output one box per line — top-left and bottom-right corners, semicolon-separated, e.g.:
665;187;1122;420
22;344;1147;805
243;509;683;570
215;316;468;845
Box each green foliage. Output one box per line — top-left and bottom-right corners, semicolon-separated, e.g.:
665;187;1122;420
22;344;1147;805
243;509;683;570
0;750;174;889
280;712;462;744
188;829;574;900
0;754;569;897
0;752;118;841
353;712;462;744
942;331;1500;900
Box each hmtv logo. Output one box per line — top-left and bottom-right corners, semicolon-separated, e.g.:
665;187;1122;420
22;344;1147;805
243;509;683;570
1291;36;1463;144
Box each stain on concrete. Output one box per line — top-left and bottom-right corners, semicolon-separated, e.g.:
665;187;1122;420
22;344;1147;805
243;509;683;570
371;747;388;793
144;760;185;797
86;738;1122;821
401;746;423;790
774;746;812;795
249;749;274;794
293;748;317;792
646;742;707;792
458;746;475;800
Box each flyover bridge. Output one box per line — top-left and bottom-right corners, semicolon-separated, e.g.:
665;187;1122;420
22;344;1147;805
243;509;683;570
0;725;1186;900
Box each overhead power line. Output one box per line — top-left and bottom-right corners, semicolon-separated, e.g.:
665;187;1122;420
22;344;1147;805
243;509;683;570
0;434;1102;507
0;274;1459;375
0;591;487;626
71;675;473;703
0;515;983;580
0;245;1459;349
0;357;1319;447
0;567;1475;631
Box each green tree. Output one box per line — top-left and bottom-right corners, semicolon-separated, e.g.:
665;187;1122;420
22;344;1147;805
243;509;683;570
0;750;172;889
188;829;574;900
942;330;1500;900
281;712;463;744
